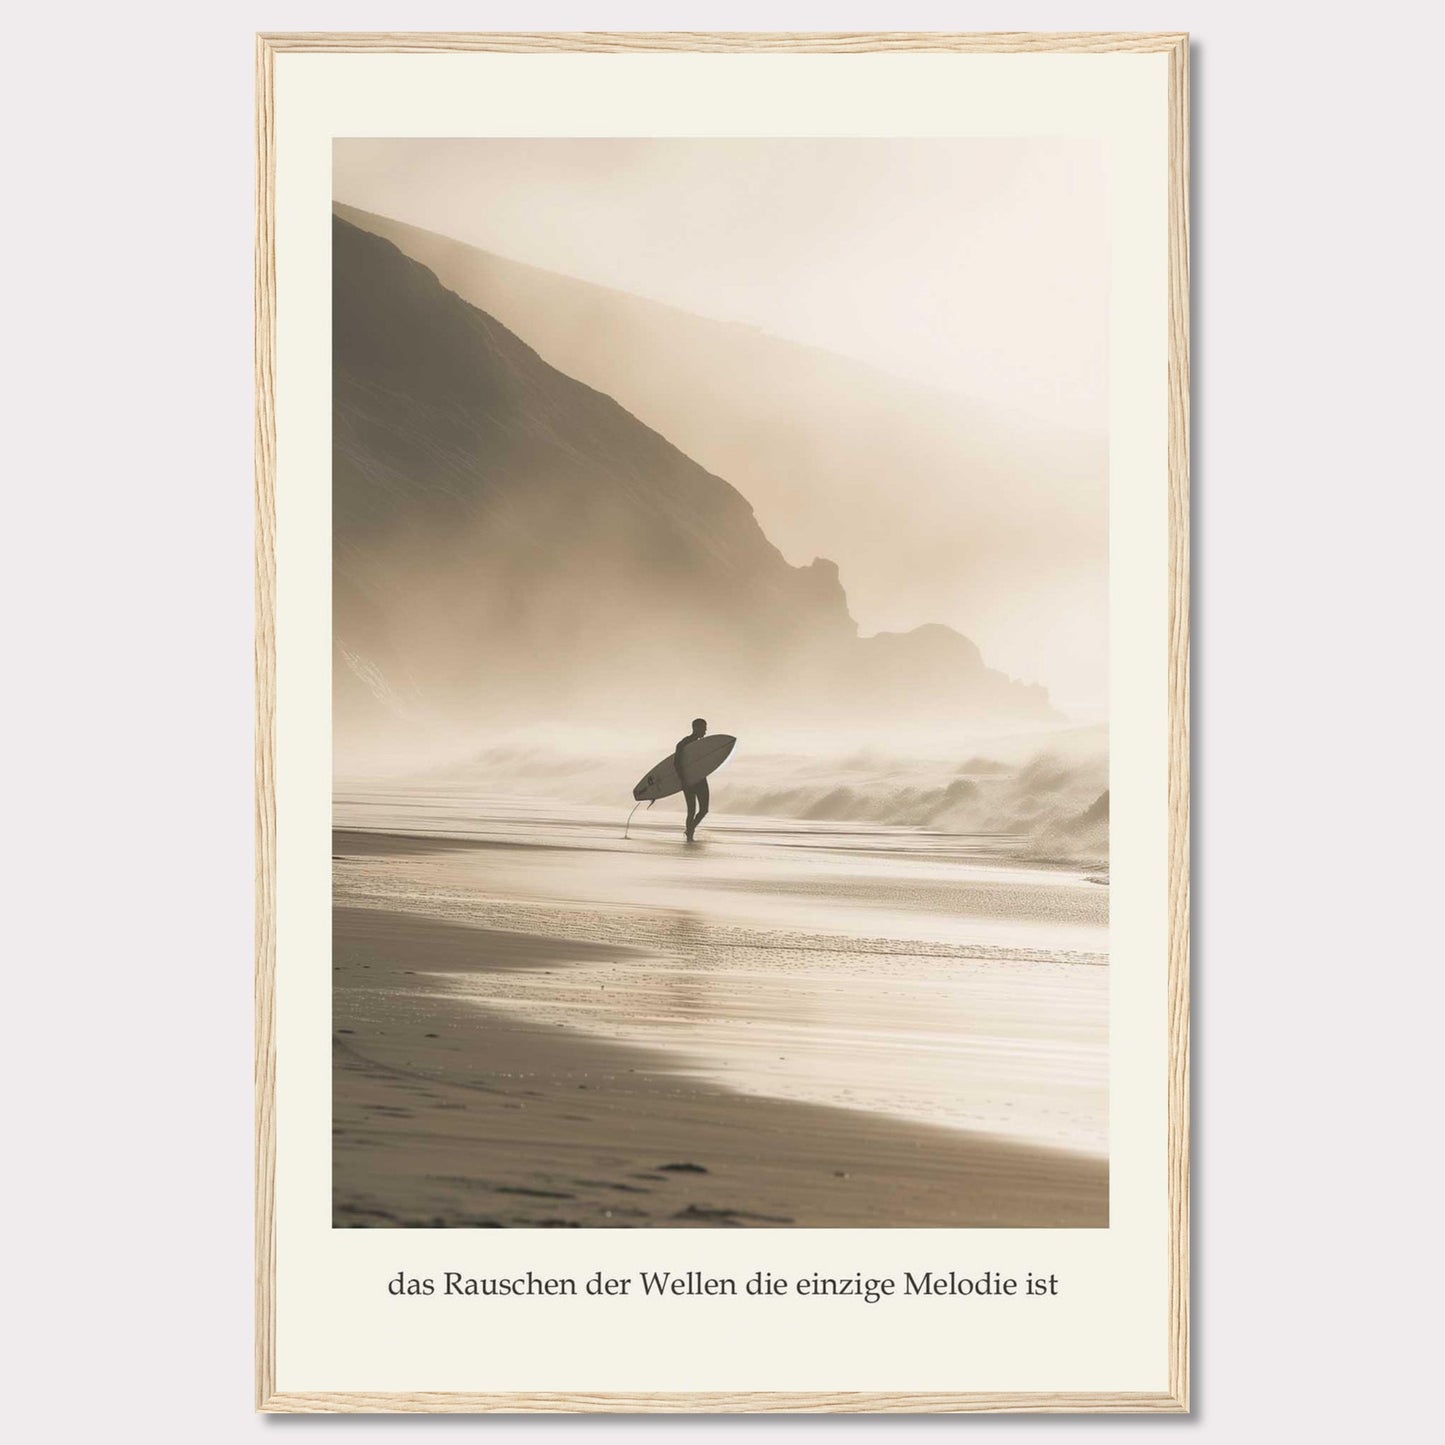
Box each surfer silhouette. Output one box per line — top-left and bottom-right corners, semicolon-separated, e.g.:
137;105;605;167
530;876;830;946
627;724;733;843
676;718;710;842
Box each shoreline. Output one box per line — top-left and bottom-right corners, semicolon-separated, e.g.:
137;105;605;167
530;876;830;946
333;894;1108;1229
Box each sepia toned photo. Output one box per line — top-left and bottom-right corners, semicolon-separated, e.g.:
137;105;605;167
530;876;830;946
330;137;1111;1231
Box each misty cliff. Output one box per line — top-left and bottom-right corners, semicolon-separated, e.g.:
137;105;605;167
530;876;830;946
334;203;1106;709
333;217;1054;751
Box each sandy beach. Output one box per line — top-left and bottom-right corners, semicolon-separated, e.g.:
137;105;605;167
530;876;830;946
333;790;1107;1228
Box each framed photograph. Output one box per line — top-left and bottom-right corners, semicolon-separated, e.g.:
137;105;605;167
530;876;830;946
256;30;1189;1412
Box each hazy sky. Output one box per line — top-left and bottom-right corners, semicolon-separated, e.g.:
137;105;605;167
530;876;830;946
334;138;1108;433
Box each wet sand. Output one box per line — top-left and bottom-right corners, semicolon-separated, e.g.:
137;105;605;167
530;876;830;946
333;796;1107;1228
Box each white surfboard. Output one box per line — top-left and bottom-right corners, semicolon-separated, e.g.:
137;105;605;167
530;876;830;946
632;735;736;802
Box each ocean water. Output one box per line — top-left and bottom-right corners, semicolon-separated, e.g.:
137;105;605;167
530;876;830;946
334;788;1108;1155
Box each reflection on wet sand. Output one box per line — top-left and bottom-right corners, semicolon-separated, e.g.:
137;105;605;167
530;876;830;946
333;793;1107;1228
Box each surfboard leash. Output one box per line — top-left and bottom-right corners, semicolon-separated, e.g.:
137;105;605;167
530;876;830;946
623;799;653;840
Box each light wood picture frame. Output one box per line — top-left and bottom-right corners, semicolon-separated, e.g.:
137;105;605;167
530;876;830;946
257;30;1189;1414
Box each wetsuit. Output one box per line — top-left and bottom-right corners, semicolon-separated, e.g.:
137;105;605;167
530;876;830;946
675;734;710;839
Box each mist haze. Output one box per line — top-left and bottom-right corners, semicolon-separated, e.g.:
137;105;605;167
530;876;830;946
333;217;1056;766
334;139;1108;714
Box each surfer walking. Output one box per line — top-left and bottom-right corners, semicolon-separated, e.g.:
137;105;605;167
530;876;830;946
627;722;732;843
676;718;711;842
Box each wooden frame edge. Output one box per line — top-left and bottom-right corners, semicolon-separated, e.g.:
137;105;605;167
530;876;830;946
257;29;1188;55
254;29;1191;1416
254;30;279;1414
1165;30;1192;1416
259;1390;1187;1415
